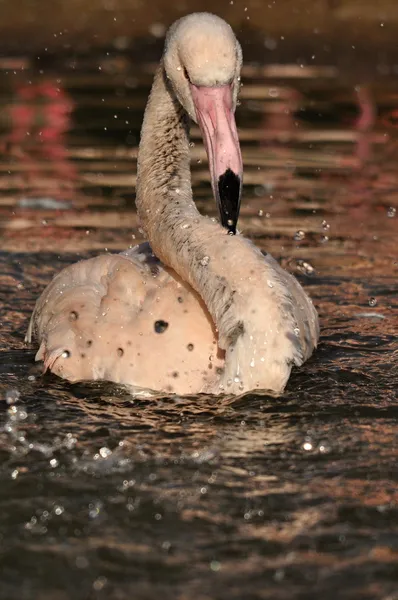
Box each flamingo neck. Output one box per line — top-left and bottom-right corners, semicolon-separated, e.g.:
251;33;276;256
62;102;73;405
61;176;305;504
136;64;198;251
136;63;298;393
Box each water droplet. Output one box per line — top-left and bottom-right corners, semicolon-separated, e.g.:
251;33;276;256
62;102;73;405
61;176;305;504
293;327;300;336
5;388;20;405
89;501;102;520
93;576;107;591
296;260;315;275
258;209;264;216
267;280;274;288
154;320;169;333
387;206;396;218
99;447;112;458
369;297;377;307
200;255;210;267
11;469;19;479
61;350;70;359
318;442;331;454
320;235;329;243
321;219;330;230
294;230;305;241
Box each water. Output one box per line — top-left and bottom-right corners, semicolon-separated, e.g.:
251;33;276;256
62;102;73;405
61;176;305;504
0;54;397;599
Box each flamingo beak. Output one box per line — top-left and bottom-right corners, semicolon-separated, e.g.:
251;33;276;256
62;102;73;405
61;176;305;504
191;84;242;234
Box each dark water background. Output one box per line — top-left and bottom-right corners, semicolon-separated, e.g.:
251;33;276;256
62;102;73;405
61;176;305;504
0;52;397;599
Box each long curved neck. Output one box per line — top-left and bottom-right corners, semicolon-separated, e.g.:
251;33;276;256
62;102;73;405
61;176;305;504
136;64;196;242
136;63;300;393
136;63;236;317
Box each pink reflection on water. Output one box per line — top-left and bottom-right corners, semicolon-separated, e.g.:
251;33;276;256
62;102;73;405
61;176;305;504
6;80;76;197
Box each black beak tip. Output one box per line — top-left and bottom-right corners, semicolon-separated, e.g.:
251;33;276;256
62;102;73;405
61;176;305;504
217;168;241;236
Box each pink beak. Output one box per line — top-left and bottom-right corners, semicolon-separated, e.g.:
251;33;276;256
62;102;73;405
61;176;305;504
191;84;243;234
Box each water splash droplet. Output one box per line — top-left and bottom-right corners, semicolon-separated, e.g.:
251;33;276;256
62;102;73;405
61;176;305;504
200;255;210;267
99;447;112;458
294;230;305;241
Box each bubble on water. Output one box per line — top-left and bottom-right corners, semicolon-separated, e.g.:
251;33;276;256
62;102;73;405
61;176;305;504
89;501;102;519
318;441;331;454
302;440;313;451
321;219;330;230
54;505;64;516
64;433;77;450
294;230;305;241
93;576;107;591
320;235;329;243
296;259;315;276
24;516;37;530
99;447;112;458
368;297;377;307
210;560;222;572
387;206;396;217
50;458;58;468
5;388;20;405
11;469;19;479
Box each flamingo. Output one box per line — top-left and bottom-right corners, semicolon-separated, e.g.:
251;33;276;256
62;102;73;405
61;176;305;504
26;13;319;396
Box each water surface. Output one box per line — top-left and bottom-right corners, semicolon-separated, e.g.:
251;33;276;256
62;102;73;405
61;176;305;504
0;56;397;599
